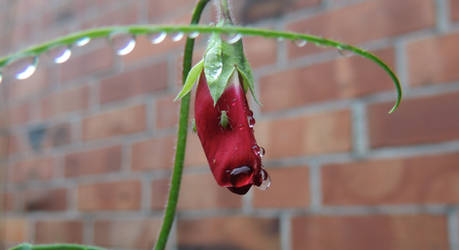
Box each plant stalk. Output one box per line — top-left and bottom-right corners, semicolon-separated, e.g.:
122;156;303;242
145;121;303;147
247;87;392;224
153;0;211;250
220;0;233;24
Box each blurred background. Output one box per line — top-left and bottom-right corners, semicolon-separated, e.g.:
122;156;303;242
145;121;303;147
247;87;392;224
1;0;459;249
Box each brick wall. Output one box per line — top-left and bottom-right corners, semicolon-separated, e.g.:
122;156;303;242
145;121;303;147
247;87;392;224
1;0;459;249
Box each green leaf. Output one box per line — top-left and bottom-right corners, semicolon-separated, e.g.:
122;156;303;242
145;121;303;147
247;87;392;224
204;33;224;85
174;60;204;101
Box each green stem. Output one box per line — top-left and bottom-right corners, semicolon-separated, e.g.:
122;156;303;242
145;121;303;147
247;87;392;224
0;25;401;112
153;1;211;250
219;0;233;24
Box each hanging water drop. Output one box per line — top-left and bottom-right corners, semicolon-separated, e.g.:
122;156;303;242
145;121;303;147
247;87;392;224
229;166;253;186
110;33;136;56
0;73;3;84
48;46;72;64
247;115;256;128
337;48;353;58
188;31;200;39
223;33;242;44
294;39;308;47
150;32;167;44
8;57;38;80
252;145;265;158
256;169;271;191
171;32;184;42
277;37;285;42
75;37;91;47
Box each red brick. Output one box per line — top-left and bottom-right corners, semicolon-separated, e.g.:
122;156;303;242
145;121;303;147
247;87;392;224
42;123;72;149
35;220;83;244
369;92;459;147
12;157;54;183
131;135;175;171
152;173;242;210
292;215;448;250
260;48;395;112
23;188;67;212
78;180;141;211
0;134;23;157
287;0;435;58
100;62;168;104
2;193;14;211
147;0;194;21
94;218;161;249
151;178;169;210
83;105;147;141
0;218;27;244
178;216;280;250
40;85;89;119
255;109;352;158
184;133;207;167
253;166;309;208
64;145;122;177
60;47;114;83
81;3;138;28
4;67;49;101
4;102;31;126
288;0;322;11
155;94;180;129
452;0;459;21
244;35;277;69
407;32;459;86
323;153;459;205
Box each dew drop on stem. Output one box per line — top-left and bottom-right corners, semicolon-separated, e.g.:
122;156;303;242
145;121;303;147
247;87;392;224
75;37;91;47
48;46;72;64
110;33;136;56
294;39;308;47
0;73;3;84
223;33;242;44
7;56;38;80
149;32;167;44
188;31;200;39
171;32;185;42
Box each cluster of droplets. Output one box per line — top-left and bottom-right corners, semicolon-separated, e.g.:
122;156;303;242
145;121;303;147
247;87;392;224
0;36;90;83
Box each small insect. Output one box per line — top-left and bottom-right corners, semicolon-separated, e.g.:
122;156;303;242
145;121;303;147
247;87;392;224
220;110;230;129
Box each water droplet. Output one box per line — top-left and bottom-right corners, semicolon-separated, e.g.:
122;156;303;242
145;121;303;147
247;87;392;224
111;33;136;56
188;31;200;39
230;166;253;186
247;115;256;128
48;46;72;64
171;32;184;42
294;39;308;47
150;32;167;44
8;57;38;80
75;37;91;47
252;145;265;158
0;73;3;84
337;49;353;58
277;37;285;42
205;58;223;82
256;169;271;191
223;33;242;44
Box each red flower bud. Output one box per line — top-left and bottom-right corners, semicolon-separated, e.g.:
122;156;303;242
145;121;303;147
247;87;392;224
195;72;270;195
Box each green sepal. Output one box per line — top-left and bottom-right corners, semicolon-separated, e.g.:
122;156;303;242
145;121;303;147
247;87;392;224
203;23;260;105
174;59;204;101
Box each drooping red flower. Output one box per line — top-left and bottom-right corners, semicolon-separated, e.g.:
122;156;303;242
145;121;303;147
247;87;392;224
194;72;269;195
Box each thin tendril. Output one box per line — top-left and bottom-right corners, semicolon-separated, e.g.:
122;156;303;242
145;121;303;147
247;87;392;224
0;25;402;112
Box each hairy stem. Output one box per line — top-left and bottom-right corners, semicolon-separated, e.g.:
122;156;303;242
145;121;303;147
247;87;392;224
219;0;233;24
153;1;211;250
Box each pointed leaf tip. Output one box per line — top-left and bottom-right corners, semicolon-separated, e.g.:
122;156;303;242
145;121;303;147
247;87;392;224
174;60;204;101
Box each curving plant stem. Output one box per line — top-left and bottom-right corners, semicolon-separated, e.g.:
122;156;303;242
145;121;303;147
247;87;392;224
153;1;211;250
